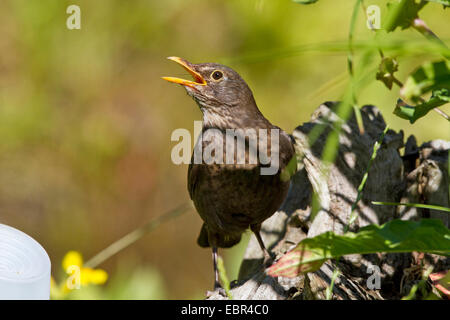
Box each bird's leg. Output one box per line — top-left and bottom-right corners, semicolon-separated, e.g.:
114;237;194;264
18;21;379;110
250;224;274;267
212;246;221;290
206;246;227;298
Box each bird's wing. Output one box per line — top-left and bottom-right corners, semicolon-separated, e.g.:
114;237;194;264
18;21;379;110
187;160;198;200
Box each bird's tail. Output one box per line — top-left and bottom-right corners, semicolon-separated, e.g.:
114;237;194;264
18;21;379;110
197;223;241;248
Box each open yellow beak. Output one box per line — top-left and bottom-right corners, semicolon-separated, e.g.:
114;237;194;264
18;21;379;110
162;57;206;88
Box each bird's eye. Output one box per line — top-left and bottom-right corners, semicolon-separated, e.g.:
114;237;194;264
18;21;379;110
211;70;223;81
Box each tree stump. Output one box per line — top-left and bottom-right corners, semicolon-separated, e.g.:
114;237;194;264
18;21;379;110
208;102;449;300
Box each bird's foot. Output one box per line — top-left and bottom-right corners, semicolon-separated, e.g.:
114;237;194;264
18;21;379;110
205;282;227;298
205;288;227;298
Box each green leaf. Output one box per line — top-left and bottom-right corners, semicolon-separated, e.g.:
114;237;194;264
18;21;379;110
292;0;318;4
376;57;399;90
394;100;416;121
394;88;450;123
267;219;450;278
401;60;450;102
384;0;428;32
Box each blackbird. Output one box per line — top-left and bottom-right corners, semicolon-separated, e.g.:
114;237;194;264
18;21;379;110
163;57;296;292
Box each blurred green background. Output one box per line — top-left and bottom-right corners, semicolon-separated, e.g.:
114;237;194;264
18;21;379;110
0;0;448;299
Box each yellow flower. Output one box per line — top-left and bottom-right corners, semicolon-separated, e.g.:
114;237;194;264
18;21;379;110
62;251;83;271
80;268;108;285
61;250;108;292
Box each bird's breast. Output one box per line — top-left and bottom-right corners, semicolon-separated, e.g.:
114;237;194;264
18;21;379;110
187;127;293;232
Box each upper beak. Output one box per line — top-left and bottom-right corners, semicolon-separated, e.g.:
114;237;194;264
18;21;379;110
162;57;206;88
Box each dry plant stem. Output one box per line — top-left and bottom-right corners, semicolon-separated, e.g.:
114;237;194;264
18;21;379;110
417;97;449;121
432;108;450;121
84;203;191;268
413;18;448;50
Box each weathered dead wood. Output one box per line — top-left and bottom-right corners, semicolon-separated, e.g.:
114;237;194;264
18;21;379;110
208;102;449;300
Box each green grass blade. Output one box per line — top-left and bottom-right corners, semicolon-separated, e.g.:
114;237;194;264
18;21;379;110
346;126;389;231
326;268;341;300
372;201;450;213
217;256;233;299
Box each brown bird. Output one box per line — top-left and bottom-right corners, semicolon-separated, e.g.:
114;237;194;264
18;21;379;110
162;57;296;293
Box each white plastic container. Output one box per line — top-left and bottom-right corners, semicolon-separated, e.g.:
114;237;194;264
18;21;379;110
0;224;51;300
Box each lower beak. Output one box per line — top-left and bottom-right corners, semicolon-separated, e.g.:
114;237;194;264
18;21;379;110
162;57;206;88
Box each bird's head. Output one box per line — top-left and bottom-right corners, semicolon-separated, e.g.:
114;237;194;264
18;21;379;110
162;57;259;121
